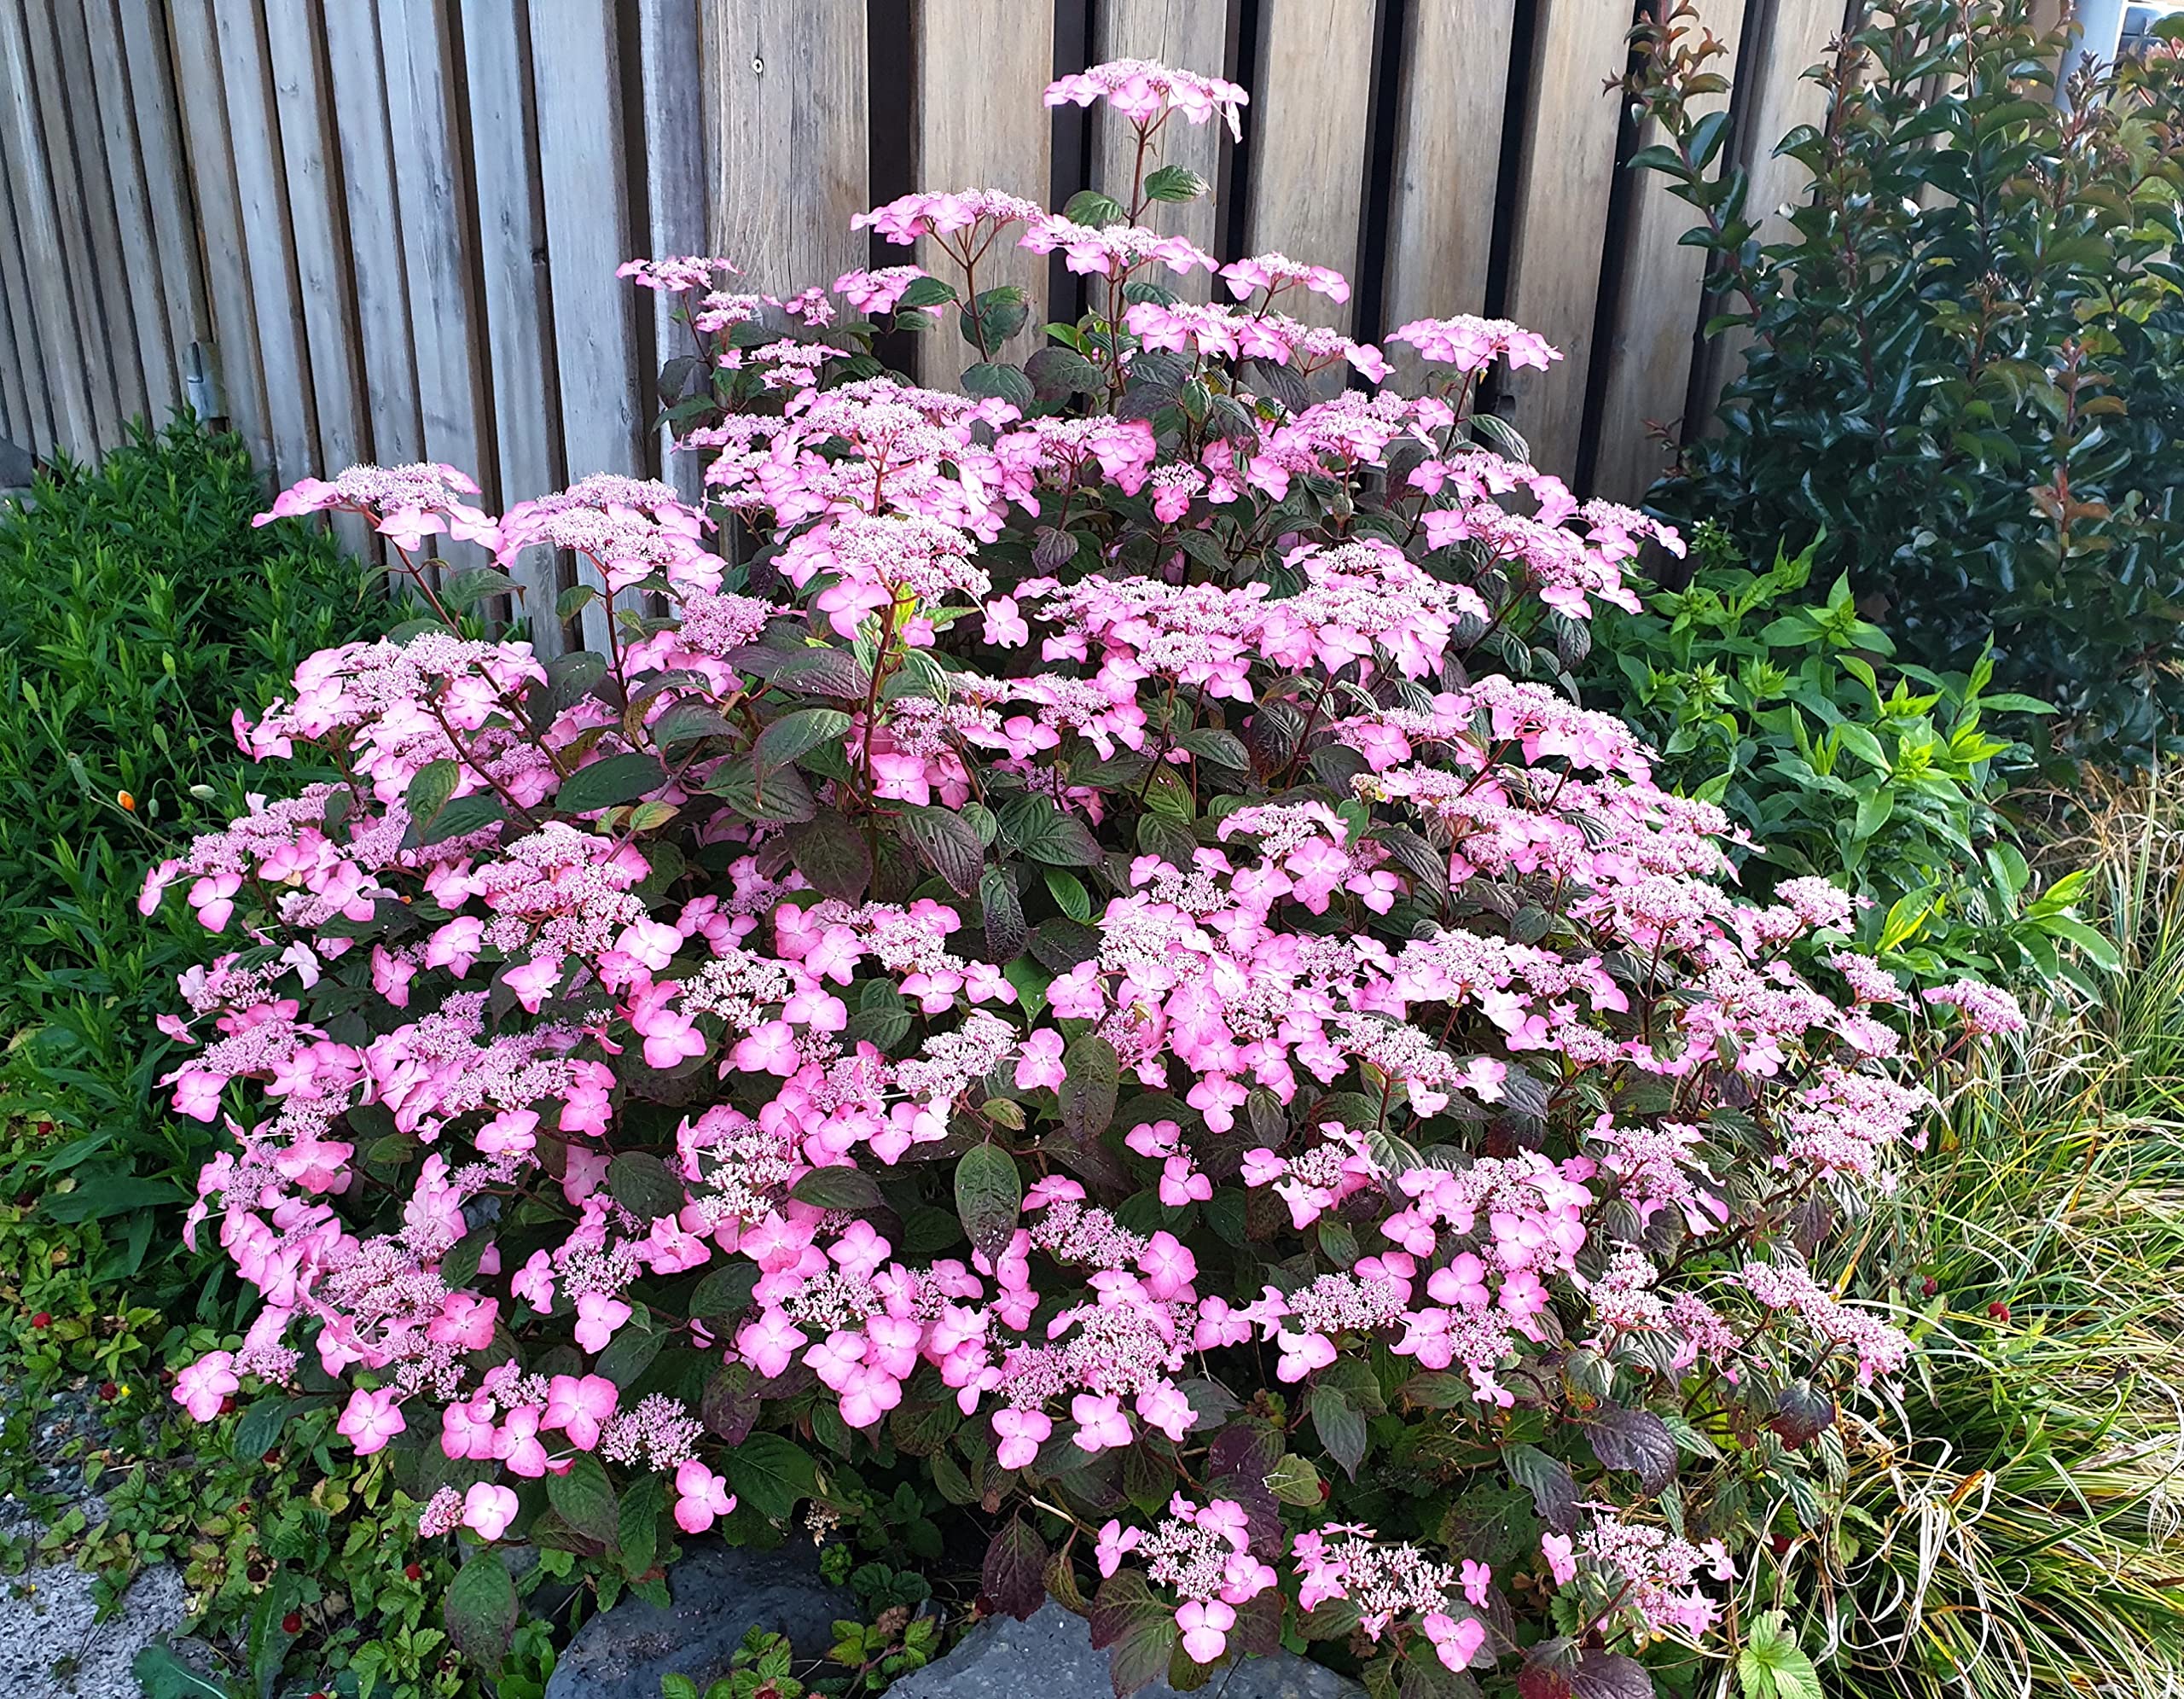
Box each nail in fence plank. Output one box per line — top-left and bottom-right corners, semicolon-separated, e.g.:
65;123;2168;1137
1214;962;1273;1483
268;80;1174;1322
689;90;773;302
462;0;564;653
1382;0;1518;389
1594;0;1750;502
262;0;369;548
168;0;273;468
1089;0;1229;303
915;0;1056;389
1244;0;1377;334
530;0;643;649
49;0;148;430
639;0;707;503
380;0;491;570
705;0;868;295
0;0;100;457
1502;0;1635;479
210;0;317;487
82;0;178;420
323;0;421;473
1693;0;1844;429
119;0;215;417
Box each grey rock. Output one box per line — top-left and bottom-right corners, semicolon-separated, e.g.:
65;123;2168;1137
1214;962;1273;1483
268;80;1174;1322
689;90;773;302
0;435;30;490
0;1560;185;1697
543;1540;854;1699
886;1601;1364;1699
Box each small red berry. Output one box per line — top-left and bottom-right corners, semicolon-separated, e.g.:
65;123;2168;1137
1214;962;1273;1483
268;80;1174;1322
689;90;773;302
262;1448;282;1464
282;1612;302;1635
404;1562;423;1581
29;1312;49;1330
1920;1277;1938;1298
1989;1300;2011;1323
97;1382;118;1401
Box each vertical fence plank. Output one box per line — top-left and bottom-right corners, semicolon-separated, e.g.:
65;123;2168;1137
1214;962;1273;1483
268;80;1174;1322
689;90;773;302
1244;0;1378;333
0;276;20;451
1594;0;1750;500
704;0;868;295
380;0;491;516
211;0;317;486
18;0;124;448
168;0;271;467
0;0;99;457
1090;0;1228;301
323;0;421;472
1693;0;1844;427
1383;0;1517;386
50;0;149;428
1501;0;1635;477
262;0;368;515
82;0;180;421
462;0;564;651
0;50;52;458
119;0;213;416
531;0;642;647
915;1;1056;387
639;0;707;501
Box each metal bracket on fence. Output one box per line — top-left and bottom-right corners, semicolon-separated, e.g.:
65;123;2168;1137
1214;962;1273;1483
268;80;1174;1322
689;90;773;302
183;340;227;424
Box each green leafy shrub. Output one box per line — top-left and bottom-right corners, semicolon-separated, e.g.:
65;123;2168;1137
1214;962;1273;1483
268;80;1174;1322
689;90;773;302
1586;521;2112;988
0;418;380;1283
1625;1;2184;758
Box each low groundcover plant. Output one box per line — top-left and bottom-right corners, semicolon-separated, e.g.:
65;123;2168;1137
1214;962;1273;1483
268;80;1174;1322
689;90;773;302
142;58;2016;1699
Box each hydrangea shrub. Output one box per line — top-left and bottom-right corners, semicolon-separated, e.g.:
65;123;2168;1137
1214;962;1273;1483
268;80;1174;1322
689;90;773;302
148;59;2013;1696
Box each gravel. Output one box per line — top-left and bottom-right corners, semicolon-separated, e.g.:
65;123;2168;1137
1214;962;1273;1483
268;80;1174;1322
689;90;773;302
0;1561;187;1696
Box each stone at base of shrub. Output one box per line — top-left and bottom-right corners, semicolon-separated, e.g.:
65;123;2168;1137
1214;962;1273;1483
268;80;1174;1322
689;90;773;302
541;1541;853;1699
886;1601;1363;1699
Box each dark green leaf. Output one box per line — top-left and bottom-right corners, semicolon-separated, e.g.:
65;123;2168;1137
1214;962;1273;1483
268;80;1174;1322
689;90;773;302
1059;1033;1120;1143
444;1553;518;1672
549;1452;620;1545
607;1151;685;1221
557;752;667;814
791;1166;884;1211
954;1142;1023;1258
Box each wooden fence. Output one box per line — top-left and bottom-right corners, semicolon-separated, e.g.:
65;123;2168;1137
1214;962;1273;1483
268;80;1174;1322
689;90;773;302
0;0;1874;651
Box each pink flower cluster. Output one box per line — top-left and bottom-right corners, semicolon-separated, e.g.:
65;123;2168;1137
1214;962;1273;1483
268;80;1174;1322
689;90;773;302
146;53;1990;1695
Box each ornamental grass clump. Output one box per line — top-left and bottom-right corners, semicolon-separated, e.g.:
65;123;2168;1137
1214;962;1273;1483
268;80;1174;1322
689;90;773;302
146;60;2013;1696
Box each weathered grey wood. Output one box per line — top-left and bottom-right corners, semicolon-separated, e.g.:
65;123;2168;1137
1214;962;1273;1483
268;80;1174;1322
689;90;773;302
119;0;214;415
50;0;149;427
1383;0;1517;388
1594;0;1750;500
262;0;368;512
0;245;27;452
640;0;708;503
167;0;271;467
18;0;124;447
1090;0;1228;303
81;0;179;419
1502;0;1636;477
380;0;491;538
211;0;317;486
705;0;868;296
0;0;99;457
462;0;565;651
915;0;1055;387
1244;0;1378;334
0;37;52;458
322;0;421;471
531;0;643;648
